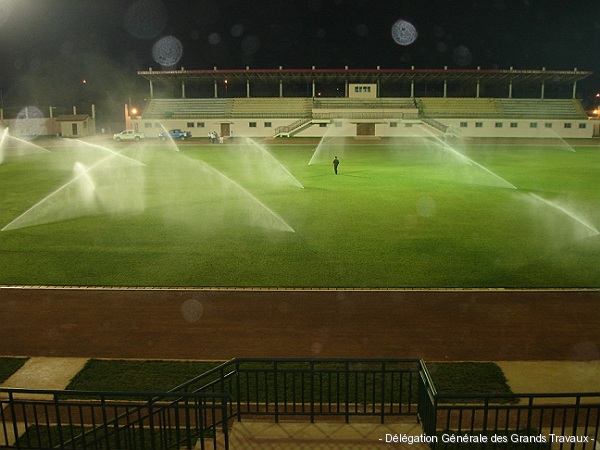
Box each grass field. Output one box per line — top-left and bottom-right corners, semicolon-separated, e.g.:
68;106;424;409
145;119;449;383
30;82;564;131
0;137;598;288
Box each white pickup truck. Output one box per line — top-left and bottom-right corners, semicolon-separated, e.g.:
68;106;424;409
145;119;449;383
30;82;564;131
112;130;146;141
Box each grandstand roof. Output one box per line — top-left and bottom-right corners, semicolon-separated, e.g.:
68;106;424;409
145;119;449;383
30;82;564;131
137;68;592;84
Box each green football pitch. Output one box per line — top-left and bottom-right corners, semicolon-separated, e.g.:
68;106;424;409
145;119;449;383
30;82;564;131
0;137;598;288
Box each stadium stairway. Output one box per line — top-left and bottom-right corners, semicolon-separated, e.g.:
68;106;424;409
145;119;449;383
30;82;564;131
224;420;429;449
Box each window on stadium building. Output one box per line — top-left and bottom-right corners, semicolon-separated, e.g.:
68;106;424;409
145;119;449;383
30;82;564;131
390;122;397;127
249;122;257;127
319;123;327;127
510;123;518;128
264;122;272;127
579;123;587;129
495;122;503;128
564;123;571;128
545;123;552;128
530;123;538;128
475;122;483;128
187;122;194;127
460;122;468;127
197;122;205;128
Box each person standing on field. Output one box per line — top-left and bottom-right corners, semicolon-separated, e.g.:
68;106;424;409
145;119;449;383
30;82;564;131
333;156;340;175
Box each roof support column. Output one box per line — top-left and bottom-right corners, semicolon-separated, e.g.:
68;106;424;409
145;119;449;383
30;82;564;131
246;66;250;98
311;66;316;98
213;67;218;98
541;81;545;99
376;66;380;97
410;66;415;98
148;67;154;98
443;66;448;98
476;67;480;98
540;67;545;99
345;66;349;97
572;68;578;99
279;66;283;97
181;80;186;98
508;67;513;98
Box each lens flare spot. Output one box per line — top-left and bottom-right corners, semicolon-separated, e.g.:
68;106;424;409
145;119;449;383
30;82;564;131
152;35;183;69
391;19;418;46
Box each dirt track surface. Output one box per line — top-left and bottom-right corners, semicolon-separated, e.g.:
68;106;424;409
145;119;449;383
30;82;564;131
0;288;598;361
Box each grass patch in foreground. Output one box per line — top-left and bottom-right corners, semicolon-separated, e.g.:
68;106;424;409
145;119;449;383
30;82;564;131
66;359;223;393
428;362;515;403
65;359;513;402
0;357;28;383
18;425;213;450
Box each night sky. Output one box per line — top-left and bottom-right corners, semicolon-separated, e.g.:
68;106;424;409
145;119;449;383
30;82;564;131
1;0;599;112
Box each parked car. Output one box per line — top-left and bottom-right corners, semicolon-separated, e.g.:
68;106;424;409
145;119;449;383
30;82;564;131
159;129;192;141
113;130;146;141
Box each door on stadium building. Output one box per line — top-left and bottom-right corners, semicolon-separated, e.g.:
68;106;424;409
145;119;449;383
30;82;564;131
221;123;230;137
71;123;78;136
356;123;375;136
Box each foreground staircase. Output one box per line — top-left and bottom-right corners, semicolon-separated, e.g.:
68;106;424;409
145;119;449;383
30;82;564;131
226;420;430;449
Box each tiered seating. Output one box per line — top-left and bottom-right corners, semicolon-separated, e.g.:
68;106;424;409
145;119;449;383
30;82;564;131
229;98;312;118
417;98;500;118
497;99;586;119
142;99;229;119
417;97;587;119
313;98;416;109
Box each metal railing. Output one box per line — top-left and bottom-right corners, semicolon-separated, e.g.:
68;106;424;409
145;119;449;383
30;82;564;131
419;383;600;450
172;358;422;424
0;389;230;449
274;118;313;135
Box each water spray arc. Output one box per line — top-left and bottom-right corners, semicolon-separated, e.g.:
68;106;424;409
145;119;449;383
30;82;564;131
0;128;8;164
2;156;111;231
2;148;145;232
528;193;599;238
239;137;304;189
422;126;518;190
69;139;146;167
0;128;51;164
308;121;345;166
156;122;181;152
181;154;296;233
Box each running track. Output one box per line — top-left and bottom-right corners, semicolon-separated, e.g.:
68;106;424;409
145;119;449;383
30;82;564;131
0;288;598;361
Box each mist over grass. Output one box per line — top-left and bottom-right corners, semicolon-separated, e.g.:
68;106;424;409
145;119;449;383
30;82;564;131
0;140;598;288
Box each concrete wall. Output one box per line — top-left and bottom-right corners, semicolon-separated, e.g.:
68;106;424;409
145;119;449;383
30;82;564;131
437;118;594;139
132;117;598;139
1;118;58;138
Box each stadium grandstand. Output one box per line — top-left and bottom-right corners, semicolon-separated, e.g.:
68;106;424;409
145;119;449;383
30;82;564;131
134;67;597;140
